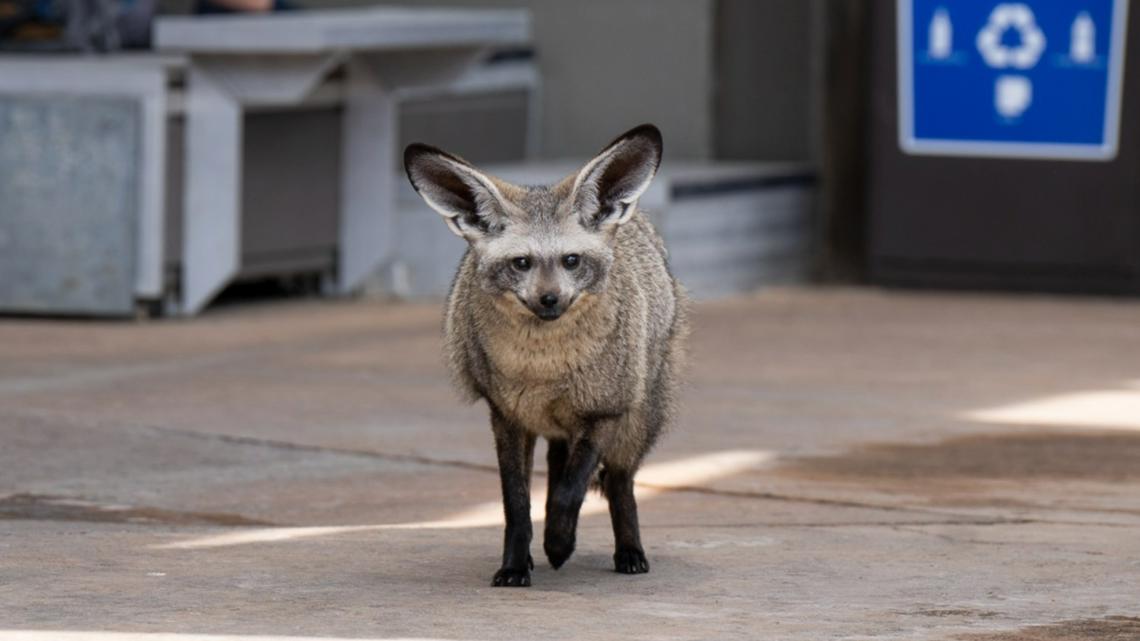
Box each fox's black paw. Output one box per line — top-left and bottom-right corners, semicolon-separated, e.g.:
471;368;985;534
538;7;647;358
614;547;649;574
491;566;531;587
544;528;576;569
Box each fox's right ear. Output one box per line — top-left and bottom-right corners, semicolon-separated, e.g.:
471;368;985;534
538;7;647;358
569;124;663;231
404;144;509;240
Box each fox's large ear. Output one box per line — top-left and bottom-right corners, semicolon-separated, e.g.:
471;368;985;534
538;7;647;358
404;144;510;240
570;124;663;230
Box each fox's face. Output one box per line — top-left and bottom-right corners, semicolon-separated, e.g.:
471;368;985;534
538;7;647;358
405;125;663;322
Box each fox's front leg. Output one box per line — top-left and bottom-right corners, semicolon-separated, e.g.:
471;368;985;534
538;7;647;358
544;439;568;522
490;409;536;587
543;435;600;569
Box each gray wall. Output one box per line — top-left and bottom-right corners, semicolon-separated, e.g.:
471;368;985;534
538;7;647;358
714;0;818;162
313;0;715;161
400;91;530;165
524;0;713;160
305;0;819;164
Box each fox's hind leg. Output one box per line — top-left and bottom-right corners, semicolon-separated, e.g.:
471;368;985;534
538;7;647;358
490;409;536;587
602;466;649;573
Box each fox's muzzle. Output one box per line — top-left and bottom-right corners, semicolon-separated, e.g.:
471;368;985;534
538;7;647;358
527;292;568;321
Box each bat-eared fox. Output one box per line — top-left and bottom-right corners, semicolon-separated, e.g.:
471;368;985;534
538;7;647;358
403;124;688;587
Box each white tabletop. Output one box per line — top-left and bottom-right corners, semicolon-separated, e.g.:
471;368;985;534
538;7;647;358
154;7;530;54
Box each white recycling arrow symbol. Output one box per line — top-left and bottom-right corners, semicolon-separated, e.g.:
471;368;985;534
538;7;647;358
976;3;1047;69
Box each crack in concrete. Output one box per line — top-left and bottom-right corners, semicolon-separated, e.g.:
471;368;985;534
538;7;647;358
636;482;952;513
147;427;953;514
145;425;503;475
142;427;1081;525
0;493;275;526
9;410;1138;534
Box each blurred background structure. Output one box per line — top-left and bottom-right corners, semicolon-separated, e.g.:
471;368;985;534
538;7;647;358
4;4;1140;638
4;1;818;316
0;0;1137;313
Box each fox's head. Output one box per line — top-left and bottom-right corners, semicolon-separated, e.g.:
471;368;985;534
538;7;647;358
404;124;663;322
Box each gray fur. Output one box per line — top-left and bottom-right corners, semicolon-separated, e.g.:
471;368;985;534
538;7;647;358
404;124;688;585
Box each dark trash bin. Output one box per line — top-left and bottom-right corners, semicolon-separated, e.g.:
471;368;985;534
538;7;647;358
866;0;1140;295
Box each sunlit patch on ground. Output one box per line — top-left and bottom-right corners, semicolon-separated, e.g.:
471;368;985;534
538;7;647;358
153;449;774;550
965;383;1140;432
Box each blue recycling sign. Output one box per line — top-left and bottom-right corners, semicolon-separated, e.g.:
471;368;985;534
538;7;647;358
898;0;1129;160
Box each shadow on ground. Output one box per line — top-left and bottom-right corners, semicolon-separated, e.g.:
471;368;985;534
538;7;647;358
785;431;1140;482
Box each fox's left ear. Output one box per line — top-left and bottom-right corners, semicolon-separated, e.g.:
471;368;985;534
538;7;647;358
570;124;663;230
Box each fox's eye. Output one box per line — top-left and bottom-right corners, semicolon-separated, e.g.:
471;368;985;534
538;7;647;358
511;256;532;271
562;254;580;269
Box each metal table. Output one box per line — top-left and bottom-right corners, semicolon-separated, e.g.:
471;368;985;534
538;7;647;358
154;8;530;314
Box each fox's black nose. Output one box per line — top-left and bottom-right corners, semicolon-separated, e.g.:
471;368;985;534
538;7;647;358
539;293;559;309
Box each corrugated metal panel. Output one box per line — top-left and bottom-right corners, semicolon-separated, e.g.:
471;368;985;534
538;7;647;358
0;95;140;315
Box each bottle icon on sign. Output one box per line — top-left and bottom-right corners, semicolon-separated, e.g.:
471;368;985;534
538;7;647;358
1071;12;1095;64
929;8;953;60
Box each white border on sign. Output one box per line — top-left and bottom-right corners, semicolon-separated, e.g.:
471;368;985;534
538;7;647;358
897;0;1130;161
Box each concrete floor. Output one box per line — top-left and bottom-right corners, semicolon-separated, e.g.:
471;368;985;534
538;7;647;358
1;287;1139;640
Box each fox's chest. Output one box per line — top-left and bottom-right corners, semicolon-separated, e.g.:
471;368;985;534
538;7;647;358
477;326;604;438
487;378;578;439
